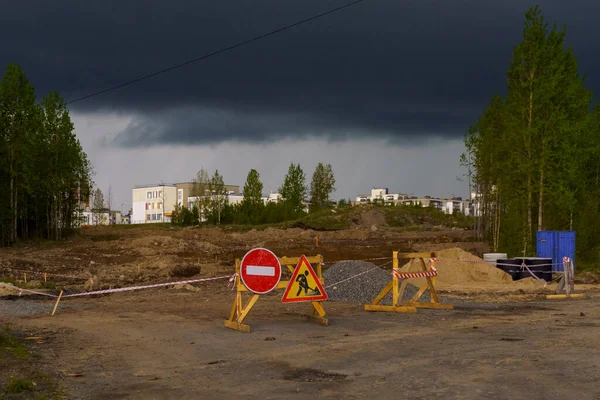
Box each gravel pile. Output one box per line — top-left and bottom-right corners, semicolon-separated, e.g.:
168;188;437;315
323;260;432;304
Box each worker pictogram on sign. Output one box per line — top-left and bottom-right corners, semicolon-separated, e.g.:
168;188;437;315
239;248;282;294
281;255;327;303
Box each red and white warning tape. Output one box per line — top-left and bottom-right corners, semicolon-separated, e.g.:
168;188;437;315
62;275;233;298
228;273;239;290
0;283;60;298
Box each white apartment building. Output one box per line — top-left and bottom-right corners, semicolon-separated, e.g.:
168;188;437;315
268;192;282;203
354;187;479;216
131;184;178;224
356;188;407;204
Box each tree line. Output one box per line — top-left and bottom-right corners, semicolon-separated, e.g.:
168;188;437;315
462;6;599;265
171;162;337;226
0;64;92;246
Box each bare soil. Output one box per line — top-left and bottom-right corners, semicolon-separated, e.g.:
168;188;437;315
1;221;599;399
2;287;600;399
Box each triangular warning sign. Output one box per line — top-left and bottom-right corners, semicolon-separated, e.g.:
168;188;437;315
281;255;328;303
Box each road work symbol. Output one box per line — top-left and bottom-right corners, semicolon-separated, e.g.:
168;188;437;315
282;255;327;303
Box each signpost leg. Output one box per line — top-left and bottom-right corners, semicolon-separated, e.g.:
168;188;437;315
224;293;258;333
307;301;328;326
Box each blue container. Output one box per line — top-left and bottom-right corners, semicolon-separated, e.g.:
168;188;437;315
536;230;576;272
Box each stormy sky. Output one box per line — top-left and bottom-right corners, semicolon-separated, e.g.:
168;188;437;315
1;0;598;212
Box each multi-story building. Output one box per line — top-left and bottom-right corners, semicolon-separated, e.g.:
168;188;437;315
267;192;282;203
131;184;178;224
354;187;476;215
175;182;240;209
355;188;408;204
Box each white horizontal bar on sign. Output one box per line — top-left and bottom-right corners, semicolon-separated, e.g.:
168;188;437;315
246;266;276;276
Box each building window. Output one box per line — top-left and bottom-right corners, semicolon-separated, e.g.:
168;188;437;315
147;191;152;199
146;214;150;221
158;202;162;209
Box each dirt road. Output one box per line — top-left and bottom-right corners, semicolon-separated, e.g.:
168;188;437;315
4;285;600;400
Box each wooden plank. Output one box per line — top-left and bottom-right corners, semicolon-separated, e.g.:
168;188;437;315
307;315;329;326
370;281;393;305
279;255;323;265
402;302;454;309
227;292;238;321
546;294;586;300
237;294;260;323
408;284;428;303
364;304;417;313
397;252;436;260
311;301;326;318
236;278;324;292
51;290;64;316
392;251;399;306
420;258;440;303
224;320;251;332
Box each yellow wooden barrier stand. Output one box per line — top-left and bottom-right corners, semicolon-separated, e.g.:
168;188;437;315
224;255;328;332
364;251;453;313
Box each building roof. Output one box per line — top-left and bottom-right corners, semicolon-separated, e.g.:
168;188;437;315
133;183;176;189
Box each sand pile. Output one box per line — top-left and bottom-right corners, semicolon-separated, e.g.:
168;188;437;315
400;247;551;292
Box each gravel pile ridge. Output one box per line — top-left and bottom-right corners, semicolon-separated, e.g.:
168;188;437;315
323;260;432;304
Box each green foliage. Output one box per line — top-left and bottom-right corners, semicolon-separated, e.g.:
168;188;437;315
383;204;473;229
171;204;200;226
0;64;92;246
278;163;307;214
240;169;265;224
337;198;351;208
5;377;36;393
465;6;599;266
309;162;336;212
0;327;29;360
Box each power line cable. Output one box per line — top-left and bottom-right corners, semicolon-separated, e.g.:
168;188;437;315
66;0;368;105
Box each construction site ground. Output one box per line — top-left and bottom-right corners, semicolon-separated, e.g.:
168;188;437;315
1;219;600;399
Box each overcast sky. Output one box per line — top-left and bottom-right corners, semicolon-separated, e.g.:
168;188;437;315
1;0;598;212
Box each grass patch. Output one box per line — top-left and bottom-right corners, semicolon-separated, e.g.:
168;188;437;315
0;326;66;399
0;278;56;291
5;377;36;393
0;327;29;360
381;205;474;229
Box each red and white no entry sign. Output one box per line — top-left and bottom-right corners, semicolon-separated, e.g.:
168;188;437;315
239;248;282;294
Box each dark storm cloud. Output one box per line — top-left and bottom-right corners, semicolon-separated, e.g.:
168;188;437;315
1;0;598;146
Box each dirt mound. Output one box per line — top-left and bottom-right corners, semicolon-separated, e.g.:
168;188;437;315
400;247;550;292
351;207;387;228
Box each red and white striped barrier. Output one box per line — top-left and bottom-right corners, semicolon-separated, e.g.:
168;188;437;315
393;266;438;279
